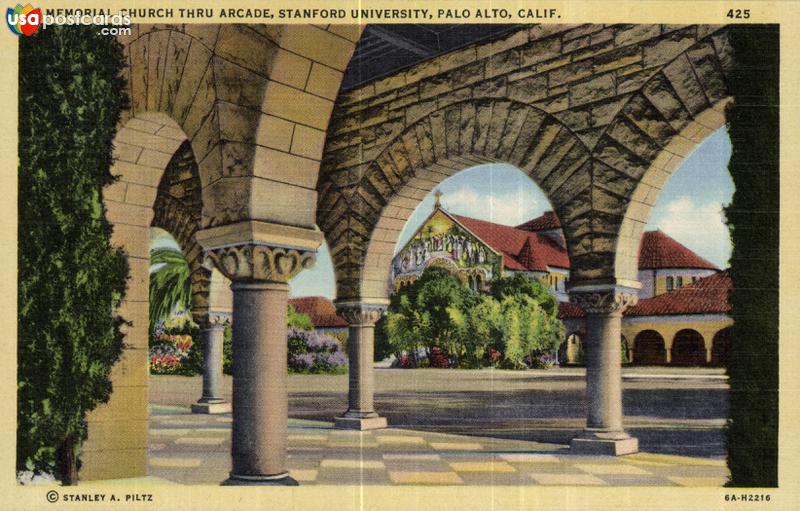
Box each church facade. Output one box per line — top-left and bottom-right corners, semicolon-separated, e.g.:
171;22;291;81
390;197;733;367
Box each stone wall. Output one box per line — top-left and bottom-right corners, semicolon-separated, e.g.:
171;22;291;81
120;24;360;229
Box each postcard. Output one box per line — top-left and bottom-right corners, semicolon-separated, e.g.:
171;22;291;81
3;1;797;509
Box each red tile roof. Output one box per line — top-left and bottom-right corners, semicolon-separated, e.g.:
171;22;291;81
558;301;586;319
626;270;731;316
288;296;347;328
509;211;718;272
638;230;718;270
516;210;562;231
557;271;732;319
452;214;570;272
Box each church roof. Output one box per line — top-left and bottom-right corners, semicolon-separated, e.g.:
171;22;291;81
516;210;562;231
403;207;719;276
515;211;719;271
452;214;570;272
288;296;347;328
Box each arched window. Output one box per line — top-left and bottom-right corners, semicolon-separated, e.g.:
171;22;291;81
672;329;706;366
633;330;667;365
711;327;732;366
666;276;674;292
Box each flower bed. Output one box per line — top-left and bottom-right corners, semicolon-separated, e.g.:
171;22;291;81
149;333;195;375
287;328;347;374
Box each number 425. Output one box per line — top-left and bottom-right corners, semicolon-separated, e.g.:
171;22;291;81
727;9;751;19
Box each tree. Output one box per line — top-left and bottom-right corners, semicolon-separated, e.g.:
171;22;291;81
499;294;563;368
149;246;191;333
724;25;779;487
150;246;313;333
18;26;129;484
378;268;565;370
490;272;558;316
448;294;503;368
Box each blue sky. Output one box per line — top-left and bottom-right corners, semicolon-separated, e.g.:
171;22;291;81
154;128;734;299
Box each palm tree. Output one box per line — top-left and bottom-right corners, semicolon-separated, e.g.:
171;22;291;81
149;246;191;333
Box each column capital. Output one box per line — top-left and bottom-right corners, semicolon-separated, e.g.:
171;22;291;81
204;243;316;284
568;286;639;315
335;301;389;327
206;313;231;329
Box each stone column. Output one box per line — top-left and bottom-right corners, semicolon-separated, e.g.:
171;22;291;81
569;287;639;456
191;317;232;414
334;301;388;430
205;243;315;486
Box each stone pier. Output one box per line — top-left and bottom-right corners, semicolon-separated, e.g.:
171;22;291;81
334;301;389;430
191;318;232;414
569;286;639;456
199;223;321;486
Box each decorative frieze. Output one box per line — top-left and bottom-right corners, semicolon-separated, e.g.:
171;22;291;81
204;244;316;283
569;288;639;315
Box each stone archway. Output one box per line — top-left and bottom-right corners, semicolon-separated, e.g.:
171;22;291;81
113;24;363;484
318;98;589;429
633;330;667;365
317;25;736;454
559;333;584;365
319;98;589;303
611;34;734;284
711;327;732;366
672;329;707;366
151;140;210;321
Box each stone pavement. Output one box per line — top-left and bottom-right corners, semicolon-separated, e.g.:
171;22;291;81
147;405;728;486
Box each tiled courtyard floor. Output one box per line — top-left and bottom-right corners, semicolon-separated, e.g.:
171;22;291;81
147;405;729;487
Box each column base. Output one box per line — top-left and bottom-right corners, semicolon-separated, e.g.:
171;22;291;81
334;412;388;431
569;430;638;456
191;399;232;414
221;472;298;486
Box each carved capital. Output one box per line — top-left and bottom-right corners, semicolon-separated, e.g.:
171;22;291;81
194;312;231;330
204;244;316;284
335;302;388;327
569;289;638;315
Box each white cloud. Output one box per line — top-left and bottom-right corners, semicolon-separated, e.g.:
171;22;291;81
441;187;541;226
653;196;731;268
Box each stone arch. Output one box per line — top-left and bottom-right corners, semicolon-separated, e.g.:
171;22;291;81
672;329;707;366
559;333;584;365
633;329;667;365
318;98;591;301
150;140;213;324
119;24;360;231
603;31;734;283
711;326;732;366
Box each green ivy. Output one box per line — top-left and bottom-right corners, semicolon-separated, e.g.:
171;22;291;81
724;25;779;487
17;26;129;484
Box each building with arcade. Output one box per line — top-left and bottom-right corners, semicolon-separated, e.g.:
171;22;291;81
390;196;733;367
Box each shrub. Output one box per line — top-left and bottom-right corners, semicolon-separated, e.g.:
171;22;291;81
287;328;347;374
377;268;565;370
148;332;200;376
